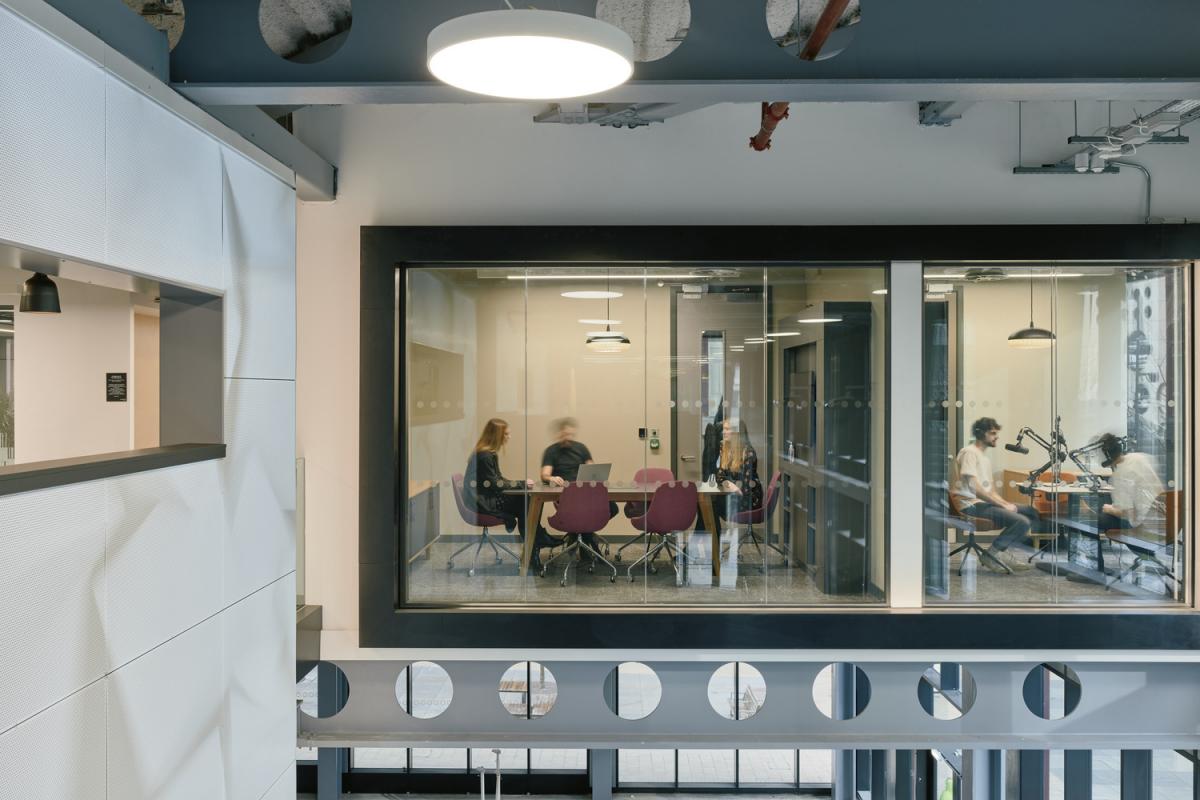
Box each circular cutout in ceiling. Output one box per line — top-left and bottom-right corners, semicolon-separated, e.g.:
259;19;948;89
765;0;861;61
596;0;691;62
259;0;353;63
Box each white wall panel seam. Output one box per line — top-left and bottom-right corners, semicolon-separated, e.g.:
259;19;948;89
106;571;295;676
0;675;105;738
257;761;295;800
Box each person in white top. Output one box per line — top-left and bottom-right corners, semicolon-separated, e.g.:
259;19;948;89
951;417;1040;573
1095;433;1166;535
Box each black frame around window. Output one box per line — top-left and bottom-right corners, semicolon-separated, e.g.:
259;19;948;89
363;224;1200;650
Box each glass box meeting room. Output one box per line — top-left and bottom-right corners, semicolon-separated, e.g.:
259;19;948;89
398;259;1192;608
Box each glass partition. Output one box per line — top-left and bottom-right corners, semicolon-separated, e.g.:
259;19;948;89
923;263;1189;605
402;264;887;607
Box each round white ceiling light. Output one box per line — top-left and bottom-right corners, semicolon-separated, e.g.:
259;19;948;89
427;9;635;99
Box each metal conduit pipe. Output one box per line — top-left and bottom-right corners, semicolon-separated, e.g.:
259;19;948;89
749;101;790;151
1109;160;1152;224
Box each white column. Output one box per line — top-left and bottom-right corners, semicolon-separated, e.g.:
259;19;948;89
889;260;924;608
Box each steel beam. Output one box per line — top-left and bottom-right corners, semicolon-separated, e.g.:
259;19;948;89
203;105;336;201
918;101;975;127
168;0;1200;106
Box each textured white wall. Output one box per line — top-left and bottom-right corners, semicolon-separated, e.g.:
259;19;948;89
0;4;296;799
293;100;1200;636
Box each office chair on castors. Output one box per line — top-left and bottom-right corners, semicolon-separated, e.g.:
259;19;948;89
948;491;1009;575
544;482;617;585
728;471;785;565
448;473;521;576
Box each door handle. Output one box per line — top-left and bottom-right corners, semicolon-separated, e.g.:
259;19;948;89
680;455;697;462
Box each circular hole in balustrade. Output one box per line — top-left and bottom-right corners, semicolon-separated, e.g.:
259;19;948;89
297;661;350;719
395;661;453;719
259;0;352;63
1022;663;1082;720
917;663;977;720
499;661;557;719
708;662;766;721
812;663;871;721
604;662;662;720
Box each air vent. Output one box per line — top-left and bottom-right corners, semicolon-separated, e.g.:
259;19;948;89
689;268;741;278
963;268;1008;282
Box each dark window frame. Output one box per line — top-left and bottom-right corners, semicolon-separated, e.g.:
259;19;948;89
363;224;1200;650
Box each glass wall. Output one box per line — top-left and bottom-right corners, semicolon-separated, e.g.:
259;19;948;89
923;264;1189;605
402;264;887;607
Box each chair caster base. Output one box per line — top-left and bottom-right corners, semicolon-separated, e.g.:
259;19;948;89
609;575;616;583
649;566;658;574
560;579;567;587
446;561;454;570
468;568;475;577
495;557;503;564
614;553;622;562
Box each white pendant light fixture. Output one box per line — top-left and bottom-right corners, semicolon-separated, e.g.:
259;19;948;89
1008;268;1056;349
427;6;634;100
584;271;631;353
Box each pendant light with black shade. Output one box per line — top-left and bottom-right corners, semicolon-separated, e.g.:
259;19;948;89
1008;268;1054;349
584;271;630;353
19;272;61;314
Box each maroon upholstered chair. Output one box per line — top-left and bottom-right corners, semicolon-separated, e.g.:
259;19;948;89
625;482;699;581
615;467;676;565
448;473;520;576
728;471;788;565
544;482;616;585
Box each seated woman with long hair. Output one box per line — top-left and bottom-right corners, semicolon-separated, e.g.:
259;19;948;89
463;418;553;571
714;420;764;521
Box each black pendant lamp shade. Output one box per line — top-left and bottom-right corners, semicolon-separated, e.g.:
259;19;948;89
1007;269;1053;349
19;272;61;313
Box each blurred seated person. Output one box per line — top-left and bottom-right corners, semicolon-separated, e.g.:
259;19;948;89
540;417;618;553
951;417;1038;573
1094;433;1166;535
464;418;554;571
713;420;764;523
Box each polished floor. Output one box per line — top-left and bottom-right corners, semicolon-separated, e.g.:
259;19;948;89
406;529;878;606
405;529;1177;606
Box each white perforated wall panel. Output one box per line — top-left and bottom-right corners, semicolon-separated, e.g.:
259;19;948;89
0;482;106;733
222;378;296;604
105;76;223;291
107;615;226;800
0;6;105;262
105;461;225;669
222;150;296;380
259;763;296;800
0;681;106;799
224;575;296;800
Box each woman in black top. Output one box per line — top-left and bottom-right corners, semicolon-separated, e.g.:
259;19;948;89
464;418;553;570
714;420;764;519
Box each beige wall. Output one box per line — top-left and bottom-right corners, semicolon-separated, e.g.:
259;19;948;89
9;274;134;463
133;310;160;449
408;274;672;538
958;274;1127;479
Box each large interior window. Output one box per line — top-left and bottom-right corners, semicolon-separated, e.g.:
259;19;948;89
923;263;1189;605
401;264;887;607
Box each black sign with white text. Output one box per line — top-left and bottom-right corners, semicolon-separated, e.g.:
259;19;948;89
106;372;127;402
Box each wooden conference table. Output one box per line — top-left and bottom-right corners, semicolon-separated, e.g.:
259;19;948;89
506;482;734;579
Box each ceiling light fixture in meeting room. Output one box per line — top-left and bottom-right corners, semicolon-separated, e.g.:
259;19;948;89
427;6;634;99
1008;269;1056;349
584;272;631;353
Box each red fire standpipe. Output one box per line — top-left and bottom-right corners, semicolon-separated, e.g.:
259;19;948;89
749;102;791;151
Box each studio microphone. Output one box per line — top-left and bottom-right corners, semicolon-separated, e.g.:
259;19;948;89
1005;442;1029;454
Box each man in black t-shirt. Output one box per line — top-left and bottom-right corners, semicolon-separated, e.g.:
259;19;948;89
541;418;618;553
